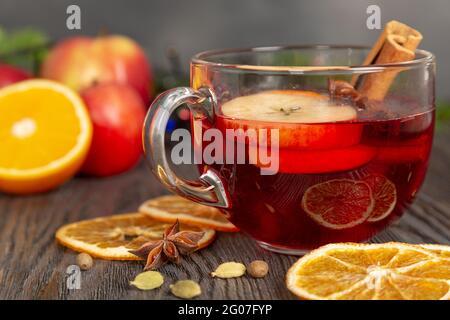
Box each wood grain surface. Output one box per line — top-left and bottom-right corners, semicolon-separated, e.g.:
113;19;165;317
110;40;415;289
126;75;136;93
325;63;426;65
0;128;449;300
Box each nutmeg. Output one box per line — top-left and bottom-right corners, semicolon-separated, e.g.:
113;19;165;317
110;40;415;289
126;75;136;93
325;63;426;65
76;253;94;270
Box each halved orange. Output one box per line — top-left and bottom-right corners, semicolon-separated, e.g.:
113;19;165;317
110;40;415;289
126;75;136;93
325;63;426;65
301;179;374;229
364;174;397;222
286;242;450;300
55;212;216;260
139;195;238;232
0;79;92;194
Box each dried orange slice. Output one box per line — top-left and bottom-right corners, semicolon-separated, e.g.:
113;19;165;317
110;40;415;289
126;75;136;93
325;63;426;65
301;179;374;229
0;79;92;194
55;213;216;260
286;242;450;300
364;174;397;222
139;195;238;232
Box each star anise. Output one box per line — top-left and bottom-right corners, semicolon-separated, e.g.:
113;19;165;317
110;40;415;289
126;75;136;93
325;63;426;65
129;220;205;270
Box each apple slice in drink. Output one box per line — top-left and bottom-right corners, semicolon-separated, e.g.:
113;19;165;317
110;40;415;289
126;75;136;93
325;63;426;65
219;90;375;173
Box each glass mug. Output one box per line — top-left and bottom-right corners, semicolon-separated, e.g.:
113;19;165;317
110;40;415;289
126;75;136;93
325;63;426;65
143;46;435;255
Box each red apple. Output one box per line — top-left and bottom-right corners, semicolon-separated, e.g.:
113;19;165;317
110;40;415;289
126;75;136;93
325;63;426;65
80;83;146;177
41;35;152;104
0;64;31;88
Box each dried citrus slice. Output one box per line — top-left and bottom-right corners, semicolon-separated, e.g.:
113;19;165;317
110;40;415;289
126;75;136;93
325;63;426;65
55;212;216;260
301;179;374;229
286;242;450;300
0;79;92;194
221;90;356;124
364;174;397;222
419;244;450;259
139;195;238;232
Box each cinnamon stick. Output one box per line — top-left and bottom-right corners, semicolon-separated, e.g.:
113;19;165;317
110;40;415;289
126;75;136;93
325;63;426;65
352;20;423;101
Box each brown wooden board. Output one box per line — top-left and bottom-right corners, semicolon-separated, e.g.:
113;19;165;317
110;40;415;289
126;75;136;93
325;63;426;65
0;128;449;299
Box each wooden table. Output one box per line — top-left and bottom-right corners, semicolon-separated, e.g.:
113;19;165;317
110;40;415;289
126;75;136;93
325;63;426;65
1;127;449;300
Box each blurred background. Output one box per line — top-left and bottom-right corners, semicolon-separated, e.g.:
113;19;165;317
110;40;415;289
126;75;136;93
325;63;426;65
0;0;449;103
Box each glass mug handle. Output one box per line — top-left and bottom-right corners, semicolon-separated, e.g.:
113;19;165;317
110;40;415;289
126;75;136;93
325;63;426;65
143;87;231;209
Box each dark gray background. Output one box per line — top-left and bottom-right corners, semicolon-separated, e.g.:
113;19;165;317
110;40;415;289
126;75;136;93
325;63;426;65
1;0;449;99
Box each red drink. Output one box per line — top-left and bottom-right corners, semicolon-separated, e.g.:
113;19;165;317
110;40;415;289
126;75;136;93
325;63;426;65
194;91;434;252
144;45;435;255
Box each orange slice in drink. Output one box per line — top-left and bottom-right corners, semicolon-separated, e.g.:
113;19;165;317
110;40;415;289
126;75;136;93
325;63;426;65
364;174;397;222
55;213;216;260
301;179;374;229
0;79;92;194
286;242;450;300
139;195;238;232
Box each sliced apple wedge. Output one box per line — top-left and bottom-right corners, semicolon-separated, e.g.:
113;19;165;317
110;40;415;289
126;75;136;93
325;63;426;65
218;90;375;173
221;90;356;124
220;90;362;149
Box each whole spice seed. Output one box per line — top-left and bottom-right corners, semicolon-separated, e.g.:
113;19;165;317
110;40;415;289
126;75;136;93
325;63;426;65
76;253;93;270
170;280;202;299
247;260;269;278
211;262;246;278
130;271;164;290
129;220;205;270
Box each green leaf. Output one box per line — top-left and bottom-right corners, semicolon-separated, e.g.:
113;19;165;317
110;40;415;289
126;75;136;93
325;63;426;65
0;26;50;74
437;102;450;120
0;27;48;55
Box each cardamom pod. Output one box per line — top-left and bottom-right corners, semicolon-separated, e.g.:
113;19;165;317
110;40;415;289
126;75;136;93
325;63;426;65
211;262;246;278
130;271;164;290
170;280;202;299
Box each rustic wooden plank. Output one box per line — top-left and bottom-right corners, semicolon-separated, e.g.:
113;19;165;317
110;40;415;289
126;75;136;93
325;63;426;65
0;127;449;300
